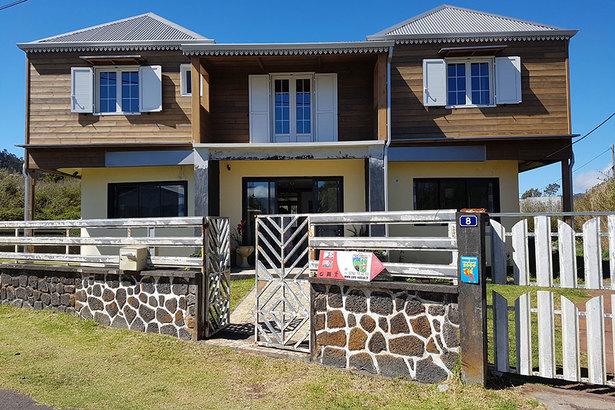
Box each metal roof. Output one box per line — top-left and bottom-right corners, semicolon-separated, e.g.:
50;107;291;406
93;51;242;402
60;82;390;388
182;41;394;56
367;5;577;42
18;13;213;53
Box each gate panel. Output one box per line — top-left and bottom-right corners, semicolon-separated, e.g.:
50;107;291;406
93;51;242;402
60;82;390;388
204;217;231;338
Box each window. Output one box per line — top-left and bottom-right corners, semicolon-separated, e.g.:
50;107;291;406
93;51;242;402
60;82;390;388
272;75;313;142
180;64;204;97
446;59;493;107
108;181;187;218
96;68;139;113
414;178;500;212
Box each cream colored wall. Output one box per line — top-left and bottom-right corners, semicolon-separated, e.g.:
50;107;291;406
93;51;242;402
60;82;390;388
219;159;366;230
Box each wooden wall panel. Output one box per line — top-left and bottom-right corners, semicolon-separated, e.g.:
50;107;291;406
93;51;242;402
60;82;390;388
27;51;193;145
391;40;570;139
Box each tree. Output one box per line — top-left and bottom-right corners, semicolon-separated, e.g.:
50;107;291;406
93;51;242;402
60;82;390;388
521;188;541;199
0;149;23;173
543;182;560;196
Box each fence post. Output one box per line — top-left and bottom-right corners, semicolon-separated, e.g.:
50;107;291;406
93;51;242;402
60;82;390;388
456;210;488;385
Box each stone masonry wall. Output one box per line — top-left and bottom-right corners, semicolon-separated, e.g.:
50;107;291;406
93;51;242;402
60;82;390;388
312;282;460;383
0;265;199;341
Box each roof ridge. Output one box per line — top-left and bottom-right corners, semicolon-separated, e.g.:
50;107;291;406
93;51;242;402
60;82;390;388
435;4;564;31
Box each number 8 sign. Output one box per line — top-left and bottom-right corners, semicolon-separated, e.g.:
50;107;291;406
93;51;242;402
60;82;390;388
459;215;477;227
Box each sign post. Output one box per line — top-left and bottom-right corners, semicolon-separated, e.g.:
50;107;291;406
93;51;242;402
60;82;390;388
456;209;488;386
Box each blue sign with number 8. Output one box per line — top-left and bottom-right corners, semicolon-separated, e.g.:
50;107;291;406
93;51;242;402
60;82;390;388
459;215;477;227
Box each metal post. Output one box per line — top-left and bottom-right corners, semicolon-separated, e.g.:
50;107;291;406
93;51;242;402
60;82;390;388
456;210;488;385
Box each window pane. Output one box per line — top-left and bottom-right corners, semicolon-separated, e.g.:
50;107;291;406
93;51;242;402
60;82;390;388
296;79;311;134
447;63;466;105
274;79;290;135
121;72;139;112
99;71;116;112
470;62;490;105
112;185;139;218
161;184;186;217
186;70;192;94
139;185;161;217
414;181;439;210
414;178;500;212
316;180;341;213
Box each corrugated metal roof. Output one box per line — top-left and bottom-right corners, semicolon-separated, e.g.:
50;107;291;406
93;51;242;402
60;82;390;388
20;13;210;50
368;5;576;40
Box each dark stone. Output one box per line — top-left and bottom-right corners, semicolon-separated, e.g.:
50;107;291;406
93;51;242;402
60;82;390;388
0;288;5;300
349;353;375;373
6;287;15;300
18;275;27;287
389;313;409;334
428;305;445;316
11;299;23;308
442;322;460;348
56;305;65;313
94;312;110;326
441;350;459;370
11;277;19;287
38;280;48;292
315;330;346;348
314;314;325;331
108;279;119;289
56;283;64;294
93;284;102;297
370;291;393;315
368;332;386;354
415;357;448;383
139;305;155;323
187;294;196;306
0;273;10;285
378;317;389;332
360;315;376;333
433;319;441;332
124;306;137;324
347;314;356;327
121;277;136;288
106;302;119;318
34;301;43;310
172;278;188;295
447;305;460;325
88;297;103;311
327;310;345;328
64;285;75;294
149;296;158;308
165;298;177;313
312;284;326;294
178;296;187;310
410;316;432;339
157;277;171;294
111;316;128;329
27;276;38;289
322;347;346;368
102;288;114;302
389;335;424;357
60;294;70;306
116;289;127;308
80;307;93;320
141;276;155;294
348;328;367;351
131;317;145;332
405;298;425;316
159;295;165;306
345;289;367;313
127;288;133;296
146;323;159;333
328;286;343;308
188;284;198;295
426;338;439;354
15;287;27;300
174;311;185;327
139;293;148;303
160;324;177;337
127;296;140;309
313;294;326;312
376;355;410;378
178;328;193;341
156;308;173;323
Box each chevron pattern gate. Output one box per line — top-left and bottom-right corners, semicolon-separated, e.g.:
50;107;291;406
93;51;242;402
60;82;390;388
203;217;231;338
255;215;311;352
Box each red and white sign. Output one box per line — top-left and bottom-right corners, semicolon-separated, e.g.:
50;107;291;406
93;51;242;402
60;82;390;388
317;250;385;281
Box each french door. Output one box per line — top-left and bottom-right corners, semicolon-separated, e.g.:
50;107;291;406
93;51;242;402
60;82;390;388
272;75;313;143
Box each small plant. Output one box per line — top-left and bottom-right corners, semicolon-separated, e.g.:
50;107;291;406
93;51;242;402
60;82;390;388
230;219;247;247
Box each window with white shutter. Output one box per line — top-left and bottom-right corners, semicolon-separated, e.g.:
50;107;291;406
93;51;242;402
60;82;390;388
422;59;447;107
314;73;338;142
249;75;271;143
495;56;522;104
71;67;93;113
139;65;162;112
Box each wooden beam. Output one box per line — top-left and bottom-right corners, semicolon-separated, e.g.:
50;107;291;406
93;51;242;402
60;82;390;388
562;159;573;213
373;53;387;141
565;40;572;135
200;63;211;143
190;56;202;144
24;57;30;168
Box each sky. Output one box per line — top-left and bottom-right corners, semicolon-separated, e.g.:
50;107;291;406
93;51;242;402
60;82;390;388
0;0;614;195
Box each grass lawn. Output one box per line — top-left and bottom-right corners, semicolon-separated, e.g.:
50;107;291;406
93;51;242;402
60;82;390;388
230;278;255;311
0;305;540;409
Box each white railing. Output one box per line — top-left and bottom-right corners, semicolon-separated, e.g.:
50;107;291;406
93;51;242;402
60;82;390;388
0;217;211;268
489;213;615;386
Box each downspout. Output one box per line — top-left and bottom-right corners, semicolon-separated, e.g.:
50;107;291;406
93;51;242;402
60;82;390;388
384;46;393;236
22;163;29;221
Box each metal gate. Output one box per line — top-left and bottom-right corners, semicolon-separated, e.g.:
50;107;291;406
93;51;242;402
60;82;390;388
254;215;311;352
489;213;615;386
203;217;231;338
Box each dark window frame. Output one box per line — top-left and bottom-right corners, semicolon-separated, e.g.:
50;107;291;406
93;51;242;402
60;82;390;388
413;177;500;212
107;180;188;219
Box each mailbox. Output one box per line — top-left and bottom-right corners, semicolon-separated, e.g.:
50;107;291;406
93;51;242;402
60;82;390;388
119;246;148;271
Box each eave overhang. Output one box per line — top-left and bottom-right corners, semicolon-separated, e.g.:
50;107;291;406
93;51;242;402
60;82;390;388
17;38;215;53
182;41;395;56
366;30;578;44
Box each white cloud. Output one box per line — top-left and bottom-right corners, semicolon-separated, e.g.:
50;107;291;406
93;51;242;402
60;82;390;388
574;166;611;193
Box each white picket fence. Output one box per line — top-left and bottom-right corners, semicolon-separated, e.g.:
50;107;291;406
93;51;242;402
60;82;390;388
490;213;615;386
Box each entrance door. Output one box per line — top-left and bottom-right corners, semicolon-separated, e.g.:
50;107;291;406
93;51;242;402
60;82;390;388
243;177;343;245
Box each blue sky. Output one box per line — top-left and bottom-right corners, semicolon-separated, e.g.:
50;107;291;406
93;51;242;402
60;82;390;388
1;0;614;195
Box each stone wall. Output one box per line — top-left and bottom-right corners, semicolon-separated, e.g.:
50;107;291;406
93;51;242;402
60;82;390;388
0;265;200;341
311;279;460;383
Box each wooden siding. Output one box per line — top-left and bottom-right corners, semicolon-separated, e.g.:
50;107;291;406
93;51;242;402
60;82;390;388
391;40;570;139
203;54;378;143
27;51;193;145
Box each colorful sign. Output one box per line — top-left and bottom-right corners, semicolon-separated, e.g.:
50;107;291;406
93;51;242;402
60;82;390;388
317;251;385;281
460;256;479;284
459;215;478;227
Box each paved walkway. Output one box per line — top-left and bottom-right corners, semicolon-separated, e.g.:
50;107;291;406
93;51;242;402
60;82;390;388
0;389;53;410
522;384;615;409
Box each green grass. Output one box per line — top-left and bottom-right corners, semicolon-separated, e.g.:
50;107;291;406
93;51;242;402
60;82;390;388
0;305;539;409
230;278;255;311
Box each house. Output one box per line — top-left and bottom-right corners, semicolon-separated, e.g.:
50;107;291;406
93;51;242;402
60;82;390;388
17;5;577;248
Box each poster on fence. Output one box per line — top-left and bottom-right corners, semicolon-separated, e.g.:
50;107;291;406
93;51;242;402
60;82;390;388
317;250;385;281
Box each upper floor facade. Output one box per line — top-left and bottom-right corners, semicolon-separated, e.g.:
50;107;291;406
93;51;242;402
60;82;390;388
18;6;577;169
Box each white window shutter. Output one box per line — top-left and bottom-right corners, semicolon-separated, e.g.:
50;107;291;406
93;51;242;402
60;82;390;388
249;75;270;143
314;73;338;142
495;56;522;104
139;65;162;112
70;67;93;113
422;59;446;107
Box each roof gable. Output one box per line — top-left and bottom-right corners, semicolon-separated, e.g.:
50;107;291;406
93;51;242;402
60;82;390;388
367;5;577;42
